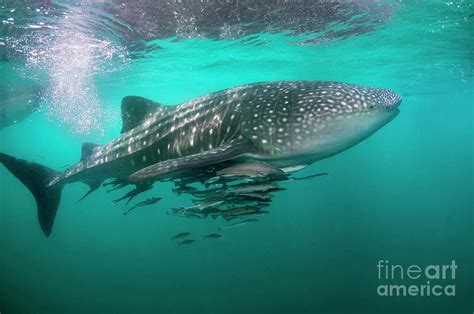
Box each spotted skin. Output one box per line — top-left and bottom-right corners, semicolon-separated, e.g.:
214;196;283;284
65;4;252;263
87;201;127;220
54;80;401;186
57;86;247;184
240;81;400;159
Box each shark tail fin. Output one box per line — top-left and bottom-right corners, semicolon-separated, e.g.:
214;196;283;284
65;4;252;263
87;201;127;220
0;153;64;237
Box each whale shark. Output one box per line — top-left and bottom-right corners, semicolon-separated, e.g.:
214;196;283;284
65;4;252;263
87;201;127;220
0;80;401;236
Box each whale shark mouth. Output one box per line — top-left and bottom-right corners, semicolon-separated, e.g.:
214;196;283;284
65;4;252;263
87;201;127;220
389;102;401;116
391;108;401;119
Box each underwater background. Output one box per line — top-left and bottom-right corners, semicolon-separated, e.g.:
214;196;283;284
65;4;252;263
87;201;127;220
0;1;472;313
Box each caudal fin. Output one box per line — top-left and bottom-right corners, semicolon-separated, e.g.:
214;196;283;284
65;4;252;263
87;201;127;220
0;153;64;237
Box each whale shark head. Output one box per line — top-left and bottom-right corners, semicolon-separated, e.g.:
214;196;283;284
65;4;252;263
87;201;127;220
287;82;402;162
242;81;402;164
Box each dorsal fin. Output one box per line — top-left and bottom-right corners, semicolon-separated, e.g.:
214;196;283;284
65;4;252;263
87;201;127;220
121;96;162;133
81;143;100;161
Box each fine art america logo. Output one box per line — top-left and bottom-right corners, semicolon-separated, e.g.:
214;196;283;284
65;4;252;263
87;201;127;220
376;260;457;297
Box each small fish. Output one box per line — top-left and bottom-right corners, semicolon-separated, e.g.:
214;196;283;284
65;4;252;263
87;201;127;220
200;207;222;219
184;213;204;219
205;176;222;185
203;234;222;239
226;183;283;195
124;197;162;215
222;206;261;218
113;184;152;205
189;200;224;209
216;161;285;178
103;179;128;192
173;200;224;213
218;219;259;230
234;193;272;202
172;185;198;195
280;164;307;173
287;172;328;181
177;239;195;247
191;186;227;197
172;232;191;240
225;210;269;221
168;211;204;219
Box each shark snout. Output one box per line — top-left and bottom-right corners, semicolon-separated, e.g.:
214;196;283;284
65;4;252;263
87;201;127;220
389;92;402;108
379;88;402;109
366;88;402;111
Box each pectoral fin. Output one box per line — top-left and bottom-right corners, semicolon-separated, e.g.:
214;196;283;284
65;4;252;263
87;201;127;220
129;139;253;183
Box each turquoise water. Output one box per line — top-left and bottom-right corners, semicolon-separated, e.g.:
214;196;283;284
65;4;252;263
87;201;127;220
0;1;473;313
